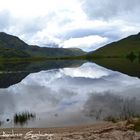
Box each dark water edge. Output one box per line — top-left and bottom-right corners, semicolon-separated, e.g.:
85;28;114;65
1;58;140;88
90;58;140;78
0;60;86;88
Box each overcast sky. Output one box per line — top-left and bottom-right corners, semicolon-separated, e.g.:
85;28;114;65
0;0;140;51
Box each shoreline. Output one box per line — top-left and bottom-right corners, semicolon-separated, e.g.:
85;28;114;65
0;121;140;140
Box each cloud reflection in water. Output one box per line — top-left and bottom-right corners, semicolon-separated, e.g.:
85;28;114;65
0;62;140;127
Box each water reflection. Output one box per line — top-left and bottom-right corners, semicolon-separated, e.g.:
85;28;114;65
92;58;140;78
83;93;140;120
0;60;85;88
14;112;36;126
0;62;140;127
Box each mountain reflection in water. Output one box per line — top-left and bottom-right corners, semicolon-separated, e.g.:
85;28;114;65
0;60;85;88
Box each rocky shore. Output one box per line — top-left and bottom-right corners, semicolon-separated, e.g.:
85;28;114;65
0;121;140;140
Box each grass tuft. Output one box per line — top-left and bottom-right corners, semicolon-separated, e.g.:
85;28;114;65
14;111;36;125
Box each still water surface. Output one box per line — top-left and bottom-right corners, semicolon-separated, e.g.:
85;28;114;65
0;60;140;128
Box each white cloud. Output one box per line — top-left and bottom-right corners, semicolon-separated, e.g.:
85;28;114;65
60;35;109;51
0;0;81;17
0;0;140;51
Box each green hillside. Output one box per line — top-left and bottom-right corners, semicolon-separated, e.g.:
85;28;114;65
0;46;30;58
0;32;86;59
87;32;140;58
27;45;85;58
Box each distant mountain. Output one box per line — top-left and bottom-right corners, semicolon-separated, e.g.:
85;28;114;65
27;45;85;58
0;32;86;59
87;32;140;58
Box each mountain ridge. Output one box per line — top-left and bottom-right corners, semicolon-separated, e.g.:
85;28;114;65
87;32;140;58
0;32;86;59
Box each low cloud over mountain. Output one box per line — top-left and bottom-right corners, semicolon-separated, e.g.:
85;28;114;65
0;0;140;51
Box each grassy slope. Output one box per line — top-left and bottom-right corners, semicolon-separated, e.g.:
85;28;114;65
0;32;86;60
27;45;85;57
87;33;140;58
0;45;30;58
